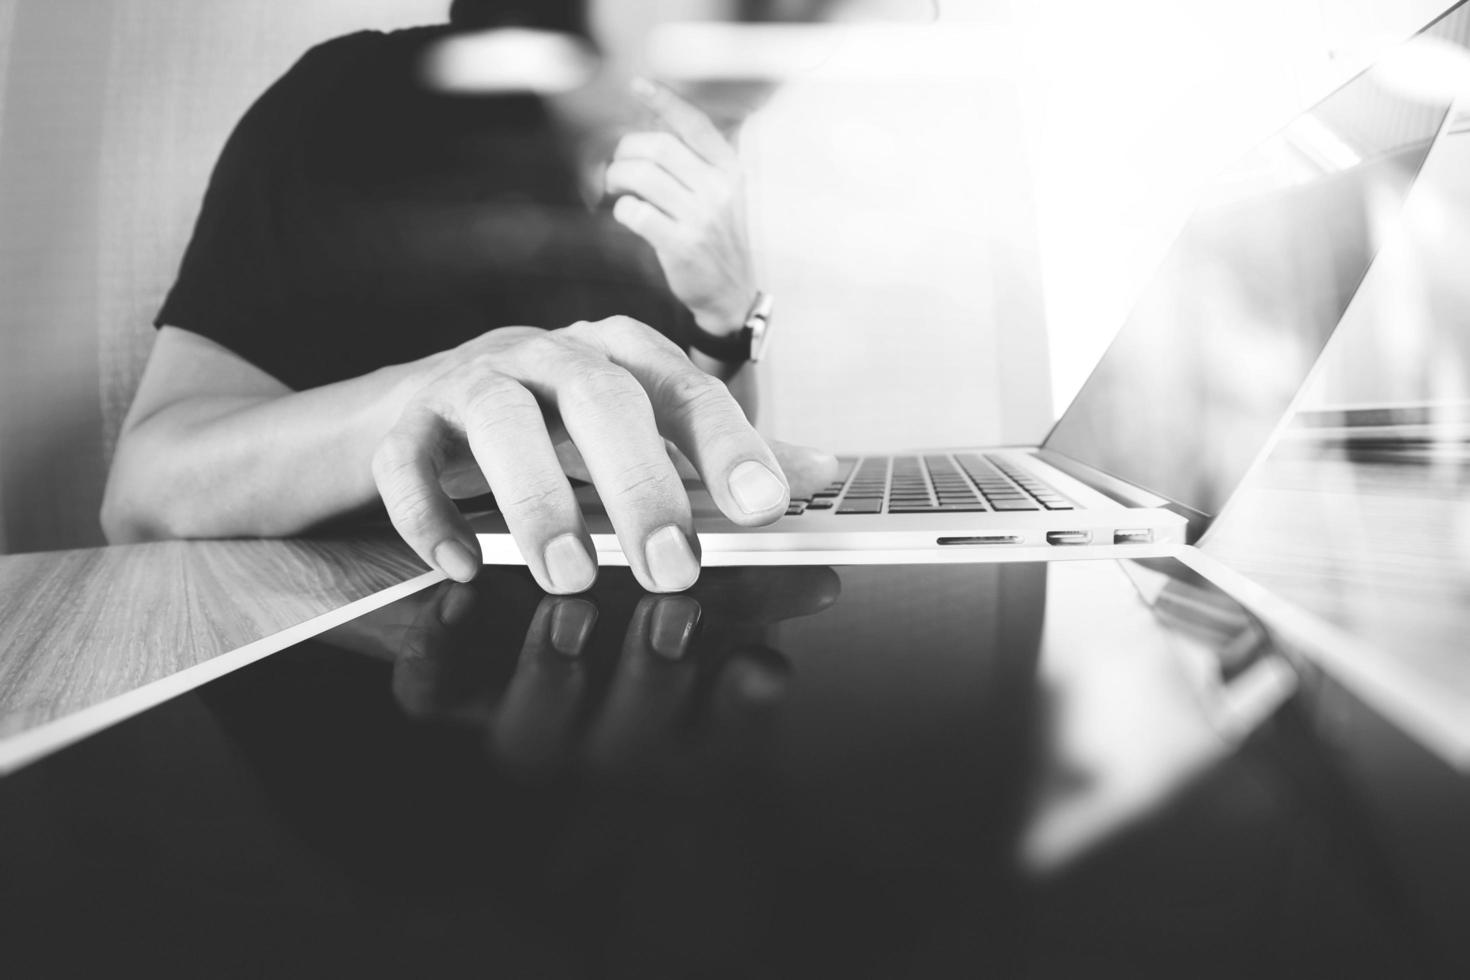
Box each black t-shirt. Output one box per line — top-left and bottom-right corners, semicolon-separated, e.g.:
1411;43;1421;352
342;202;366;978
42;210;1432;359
158;26;695;391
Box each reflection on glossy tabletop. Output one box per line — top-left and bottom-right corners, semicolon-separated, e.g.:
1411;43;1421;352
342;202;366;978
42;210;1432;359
1205;417;1470;706
0;530;426;740
4;558;1468;978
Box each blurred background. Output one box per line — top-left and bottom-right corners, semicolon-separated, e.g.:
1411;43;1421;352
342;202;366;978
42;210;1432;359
0;0;1455;554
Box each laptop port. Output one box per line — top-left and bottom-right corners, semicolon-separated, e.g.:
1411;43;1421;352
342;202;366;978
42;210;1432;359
1045;530;1092;546
1113;529;1154;545
937;535;1023;546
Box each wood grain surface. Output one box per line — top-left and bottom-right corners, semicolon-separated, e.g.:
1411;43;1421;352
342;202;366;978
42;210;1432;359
0;531;427;739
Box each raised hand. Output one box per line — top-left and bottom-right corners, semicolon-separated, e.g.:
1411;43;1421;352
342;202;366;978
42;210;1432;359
607;79;756;334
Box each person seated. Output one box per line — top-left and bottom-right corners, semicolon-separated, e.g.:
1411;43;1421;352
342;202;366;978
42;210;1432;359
102;0;835;594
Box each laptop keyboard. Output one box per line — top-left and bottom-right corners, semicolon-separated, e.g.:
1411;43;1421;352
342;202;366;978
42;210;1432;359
784;453;1076;517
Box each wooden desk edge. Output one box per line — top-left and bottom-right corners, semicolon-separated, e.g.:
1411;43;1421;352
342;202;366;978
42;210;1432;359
0;569;443;776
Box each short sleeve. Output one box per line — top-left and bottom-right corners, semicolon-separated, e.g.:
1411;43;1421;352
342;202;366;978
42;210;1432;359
155;33;384;389
157;28;698;389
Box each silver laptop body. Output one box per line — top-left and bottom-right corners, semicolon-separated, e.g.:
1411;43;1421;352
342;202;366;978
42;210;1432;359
476;12;1455;566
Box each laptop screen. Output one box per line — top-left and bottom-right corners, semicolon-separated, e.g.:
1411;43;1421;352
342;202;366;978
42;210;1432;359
1041;5;1464;519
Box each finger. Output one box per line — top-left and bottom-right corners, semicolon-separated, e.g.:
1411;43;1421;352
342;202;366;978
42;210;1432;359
583;594;703;775
605;158;698;221
489;596;596;777
664;438;699;480
611;195;679;253
448;365;599;595
373;404;483;582
770;441;840;500
436;581;481;629
632;77;737;169
500;334;701;593
563;317;790;527
691;566;843;626
710;646;792;725
701;645;792;773
388;583;491;721
554;439;594;483
613;131;715;195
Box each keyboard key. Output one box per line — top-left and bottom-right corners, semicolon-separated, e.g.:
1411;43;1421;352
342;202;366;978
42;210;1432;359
827;452;1077;517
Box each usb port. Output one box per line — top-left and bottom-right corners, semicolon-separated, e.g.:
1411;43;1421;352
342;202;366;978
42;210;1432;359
1113;529;1154;545
1045;530;1092;546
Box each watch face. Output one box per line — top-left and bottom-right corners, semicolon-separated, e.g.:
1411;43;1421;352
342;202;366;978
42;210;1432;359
746;295;772;362
748;320;766;362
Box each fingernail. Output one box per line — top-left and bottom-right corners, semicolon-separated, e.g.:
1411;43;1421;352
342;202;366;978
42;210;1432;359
650;595;702;660
728;460;787;515
544;534;597;593
549;599;598;657
644;524;699;592
437;585;477;627
434;541;479;583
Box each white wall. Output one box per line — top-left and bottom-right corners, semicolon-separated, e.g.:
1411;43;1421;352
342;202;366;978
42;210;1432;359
744;22;1052;454
0;0;16;554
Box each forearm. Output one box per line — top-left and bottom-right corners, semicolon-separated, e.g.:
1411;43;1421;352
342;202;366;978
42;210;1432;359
101;360;431;543
102;326;759;545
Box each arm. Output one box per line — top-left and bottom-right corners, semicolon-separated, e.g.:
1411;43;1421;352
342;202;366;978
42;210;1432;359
102;326;759;545
103;318;817;596
102;326;430;542
605;81;762;421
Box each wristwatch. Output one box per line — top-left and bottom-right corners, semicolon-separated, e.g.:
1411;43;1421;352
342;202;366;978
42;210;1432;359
687;291;774;365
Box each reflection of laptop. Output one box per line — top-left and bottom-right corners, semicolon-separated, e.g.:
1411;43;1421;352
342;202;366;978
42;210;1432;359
477;20;1453;565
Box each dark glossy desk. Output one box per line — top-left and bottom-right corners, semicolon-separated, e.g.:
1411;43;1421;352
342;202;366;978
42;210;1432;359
2;553;1467;978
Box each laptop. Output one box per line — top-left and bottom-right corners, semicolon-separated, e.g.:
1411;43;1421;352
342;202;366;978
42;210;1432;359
475;7;1457;566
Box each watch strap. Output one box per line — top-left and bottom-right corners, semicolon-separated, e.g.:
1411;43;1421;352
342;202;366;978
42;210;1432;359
685;291;773;365
686;321;751;364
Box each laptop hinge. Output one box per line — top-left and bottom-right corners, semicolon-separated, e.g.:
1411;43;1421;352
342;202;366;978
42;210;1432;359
1033;449;1211;543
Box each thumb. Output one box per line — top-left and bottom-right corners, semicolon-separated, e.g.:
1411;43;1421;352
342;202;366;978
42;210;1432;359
769;440;839;499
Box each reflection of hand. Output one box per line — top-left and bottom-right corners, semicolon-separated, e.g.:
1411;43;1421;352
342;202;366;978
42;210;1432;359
608;80;755;334
313;579;482;669
327;568;838;972
375;317;792;594
374;567;839;779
